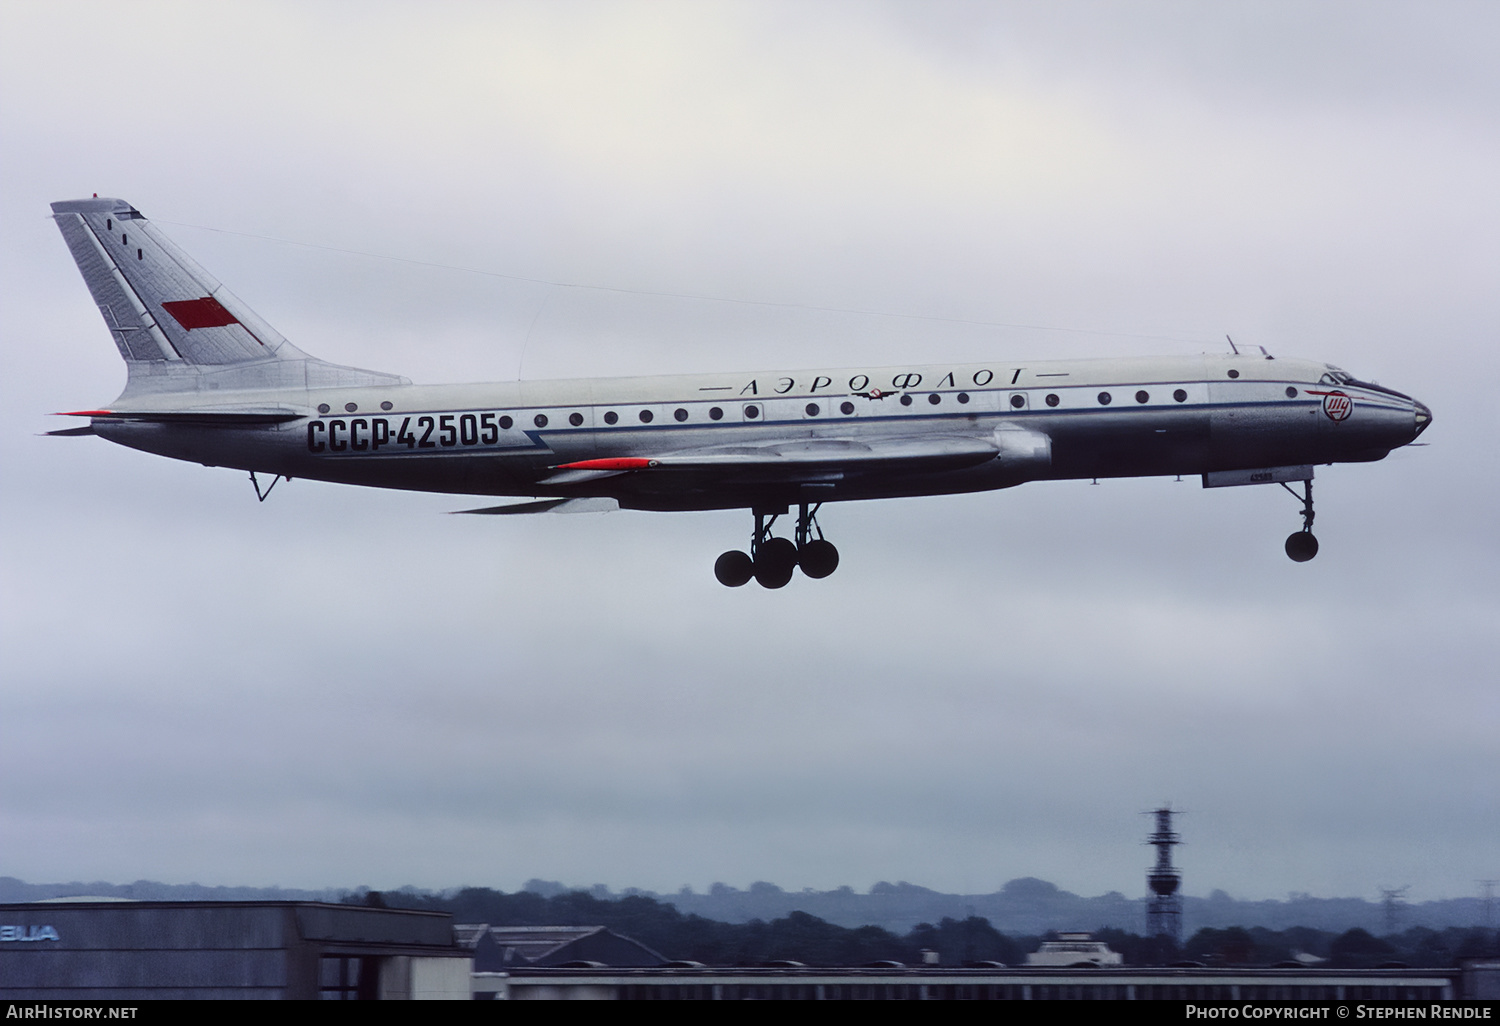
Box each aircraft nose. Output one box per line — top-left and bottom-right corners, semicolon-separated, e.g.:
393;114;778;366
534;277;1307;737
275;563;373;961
1413;400;1432;438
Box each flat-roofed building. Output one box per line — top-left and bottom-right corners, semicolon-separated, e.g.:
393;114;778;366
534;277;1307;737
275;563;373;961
0;901;470;1000
474;964;1464;1001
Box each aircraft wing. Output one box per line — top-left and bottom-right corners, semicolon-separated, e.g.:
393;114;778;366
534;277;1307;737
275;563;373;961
454;497;622;515
454;434;1002;513
569;435;998;473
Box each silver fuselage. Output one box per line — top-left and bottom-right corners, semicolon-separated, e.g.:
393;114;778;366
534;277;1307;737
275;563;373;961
48;195;1428;515
91;352;1428;512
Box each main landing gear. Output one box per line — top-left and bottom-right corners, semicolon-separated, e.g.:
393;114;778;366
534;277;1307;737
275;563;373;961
714;503;840;588
1282;480;1319;562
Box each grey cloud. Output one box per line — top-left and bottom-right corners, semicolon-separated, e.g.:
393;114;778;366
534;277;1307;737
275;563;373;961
0;1;1494;905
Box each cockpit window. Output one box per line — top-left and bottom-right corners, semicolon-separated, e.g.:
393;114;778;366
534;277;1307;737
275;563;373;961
1320;367;1412;401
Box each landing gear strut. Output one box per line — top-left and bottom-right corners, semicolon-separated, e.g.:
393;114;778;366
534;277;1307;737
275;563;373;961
714;503;840;587
794;502;839;579
1282;480;1319;562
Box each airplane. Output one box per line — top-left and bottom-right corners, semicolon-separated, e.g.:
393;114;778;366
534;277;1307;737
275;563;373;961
47;196;1432;587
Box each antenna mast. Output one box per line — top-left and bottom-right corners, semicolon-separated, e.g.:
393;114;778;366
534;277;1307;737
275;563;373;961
1480;881;1498;931
1379;887;1409;935
1146;806;1183;945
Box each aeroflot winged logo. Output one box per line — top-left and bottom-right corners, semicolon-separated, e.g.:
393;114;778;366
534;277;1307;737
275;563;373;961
1309;390;1353;422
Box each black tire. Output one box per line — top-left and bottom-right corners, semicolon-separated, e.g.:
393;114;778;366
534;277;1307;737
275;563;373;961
798;538;840;579
714;550;754;587
1285;531;1319;562
754;537;798;589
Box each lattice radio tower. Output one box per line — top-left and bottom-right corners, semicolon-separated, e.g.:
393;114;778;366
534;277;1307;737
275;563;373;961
1146;806;1183;944
1379;887;1409;934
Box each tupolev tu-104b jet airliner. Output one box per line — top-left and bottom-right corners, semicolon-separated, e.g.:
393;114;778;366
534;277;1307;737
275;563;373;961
48;197;1432;587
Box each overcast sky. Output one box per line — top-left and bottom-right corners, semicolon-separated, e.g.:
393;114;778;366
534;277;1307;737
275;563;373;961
1;1;1495;907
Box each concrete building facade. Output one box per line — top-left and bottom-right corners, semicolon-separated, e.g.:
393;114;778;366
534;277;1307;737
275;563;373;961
0;901;470;1000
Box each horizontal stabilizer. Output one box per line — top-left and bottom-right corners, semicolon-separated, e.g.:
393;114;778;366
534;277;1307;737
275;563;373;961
44;425;96;437
59;408;303;425
453;497;620;515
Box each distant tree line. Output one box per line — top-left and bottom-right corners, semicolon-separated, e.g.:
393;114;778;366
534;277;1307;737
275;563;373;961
343;886;1499;968
1170;924;1499;969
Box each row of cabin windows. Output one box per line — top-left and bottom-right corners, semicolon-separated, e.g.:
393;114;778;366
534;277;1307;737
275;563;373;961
312;386;1303;420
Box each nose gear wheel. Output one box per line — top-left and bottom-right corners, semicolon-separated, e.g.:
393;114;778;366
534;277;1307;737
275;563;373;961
1281;480;1319;562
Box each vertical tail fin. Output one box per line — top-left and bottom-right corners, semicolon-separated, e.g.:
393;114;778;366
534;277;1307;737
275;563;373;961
51;197;405;396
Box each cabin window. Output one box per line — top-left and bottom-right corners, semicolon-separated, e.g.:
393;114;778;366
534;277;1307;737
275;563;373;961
805;403;820;416
533;414;548;427
380;401;393;411
569;412;584;426
957;393;970;404
1011;394;1026;409
674;408;688;422
1173;389;1187;402
840;401;855;415
317;403;331;414
1286;386;1298;398
928;394;941;405
1227;369;1240;378
1097;392;1112;405
603;411;618;425
639;409;654;423
1135;390;1149;404
709;407;723;420
1045;394;1060;407
499;415;513;429
900;394;913;406
345;402;358;412
744;404;760;419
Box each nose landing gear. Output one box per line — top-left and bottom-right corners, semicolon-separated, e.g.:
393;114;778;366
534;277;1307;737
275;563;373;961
1282;480;1319;562
714;503;840;587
